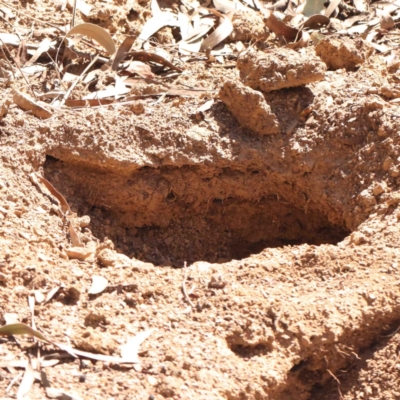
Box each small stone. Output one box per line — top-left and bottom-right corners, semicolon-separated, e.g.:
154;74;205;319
359;189;377;207
66;247;94;261
77;215;91;228
372;181;387;196
383;157;394;171
208;275;227;289
147;376;158;386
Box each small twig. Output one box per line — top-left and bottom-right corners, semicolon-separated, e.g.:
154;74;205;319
71;0;78;28
0;38;37;99
182;261;195;308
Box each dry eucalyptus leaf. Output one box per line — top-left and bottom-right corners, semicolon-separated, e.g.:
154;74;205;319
201;12;234;50
213;0;251;13
111;36;135;71
88;275;108;295
120;329;153;363
25;38;54;66
13;90;52;120
325;0;342;18
137;12;180;47
197;99;214;112
264;11;299;42
83;84;130;100
125;61;155;79
17;357;35;400
66;23;116;55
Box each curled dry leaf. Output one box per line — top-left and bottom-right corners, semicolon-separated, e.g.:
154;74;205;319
264;11;300;42
88;275;108;295
13;89;52;120
66;23;116;55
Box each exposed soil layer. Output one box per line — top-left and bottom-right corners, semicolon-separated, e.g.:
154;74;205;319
44;156;349;266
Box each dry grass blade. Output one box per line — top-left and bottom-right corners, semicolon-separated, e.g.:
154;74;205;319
17;357;35;400
201;12;234;50
66;23;116;55
88;275;108;294
25;38;55;66
34;173;71;214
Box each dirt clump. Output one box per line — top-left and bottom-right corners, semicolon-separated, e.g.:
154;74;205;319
315;37;374;71
237;48;326;92
219;80;280;135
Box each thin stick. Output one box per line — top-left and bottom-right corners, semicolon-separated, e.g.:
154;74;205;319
0;38;36;99
182;261;194;308
71;0;78;28
58;53;99;107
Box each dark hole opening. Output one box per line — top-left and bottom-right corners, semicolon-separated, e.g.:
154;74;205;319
44;156;350;267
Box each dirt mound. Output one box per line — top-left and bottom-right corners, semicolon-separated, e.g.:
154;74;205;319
2;1;400;399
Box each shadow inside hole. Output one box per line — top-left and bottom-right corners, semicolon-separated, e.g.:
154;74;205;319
44;156;350;267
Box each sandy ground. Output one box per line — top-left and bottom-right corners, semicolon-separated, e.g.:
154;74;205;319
2;0;400;399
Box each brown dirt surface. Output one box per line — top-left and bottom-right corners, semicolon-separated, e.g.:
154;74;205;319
2;0;400;399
